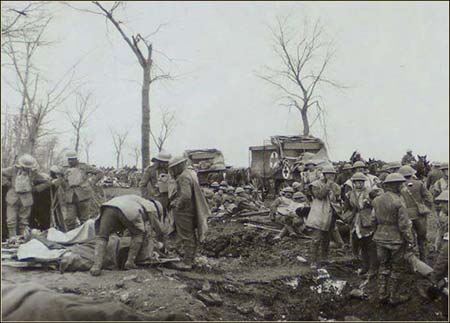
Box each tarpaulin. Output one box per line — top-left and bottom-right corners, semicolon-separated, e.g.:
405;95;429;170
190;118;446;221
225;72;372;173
46;218;97;245
17;239;66;261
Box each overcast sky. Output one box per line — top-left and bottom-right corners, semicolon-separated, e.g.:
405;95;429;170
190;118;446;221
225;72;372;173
2;1;449;168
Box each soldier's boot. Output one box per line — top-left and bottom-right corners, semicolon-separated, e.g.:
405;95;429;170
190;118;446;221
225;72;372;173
90;238;108;276
124;235;144;270
388;275;410;306
417;238;428;263
378;273;389;304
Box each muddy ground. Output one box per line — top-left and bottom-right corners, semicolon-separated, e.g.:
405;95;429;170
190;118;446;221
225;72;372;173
1;188;446;321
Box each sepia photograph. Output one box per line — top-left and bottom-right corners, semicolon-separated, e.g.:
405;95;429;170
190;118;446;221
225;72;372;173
1;1;449;321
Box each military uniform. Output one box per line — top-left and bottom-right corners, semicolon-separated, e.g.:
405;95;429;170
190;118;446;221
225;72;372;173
2;162;50;237
347;186;378;275
400;178;433;261
372;187;414;304
235;195;259;213
431;177;448;198
427;167;443;190
62;162;102;231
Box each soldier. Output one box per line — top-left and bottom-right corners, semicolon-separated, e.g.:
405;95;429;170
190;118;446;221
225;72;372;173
305;166;341;268
433;190;448;253
377;164;390;183
2;154;51;237
224;186;236;204
346;172;378;277
274;191;310;240
386;161;402;174
269;187;294;221
90;194;168;276
49;165;67;232
235;187;259;213
168;156;210;270
244;184;264;207
62;151;103;231
336;163;353;186
431;163;448;198
401;149;417;166
139;151;172;210
301;161;321;196
399;165;433;262
426;162;443;190
371;173;415;306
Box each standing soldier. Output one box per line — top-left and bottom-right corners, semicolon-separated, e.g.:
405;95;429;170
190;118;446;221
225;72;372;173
433;190;448;253
62;151;103;231
426;162;443;190
372;173;415;306
2;154;50;238
346;172;378;277
386;161;402;174
431;163;448;198
336;163;353;186
305;166;341;268
139;151;172;210
301;161;321;198
168;156;210;270
399;165;433;262
377;164;390;183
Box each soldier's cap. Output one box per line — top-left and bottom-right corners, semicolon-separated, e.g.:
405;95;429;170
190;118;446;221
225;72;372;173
65;150;78;160
322;165;337;174
210;182;220;188
351;172;367;182
352;161;367;169
282;187;294;193
16;154;38;170
440;163;448;170
293;191;307;200
168;156;187;168
342;163;353;171
386;161;401;170
235;187;245;194
383;172;406;184
398;165;416;177
435;190;448;202
152;151;172;163
292;181;301;189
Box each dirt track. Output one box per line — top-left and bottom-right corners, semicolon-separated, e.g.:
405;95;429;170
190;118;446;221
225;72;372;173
2;215;446;321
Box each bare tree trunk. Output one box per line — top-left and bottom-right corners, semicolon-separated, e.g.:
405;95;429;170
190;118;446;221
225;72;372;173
141;66;150;169
75;130;80;153
117;154;120;169
301;107;310;136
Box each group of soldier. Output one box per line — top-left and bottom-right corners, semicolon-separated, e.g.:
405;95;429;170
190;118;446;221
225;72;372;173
2;149;448;315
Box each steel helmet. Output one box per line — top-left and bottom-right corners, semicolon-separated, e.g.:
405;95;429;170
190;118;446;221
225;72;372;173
342;163;353;171
293;191;306;200
16;154;38;170
168;156;187;168
351;172;367;182
282;187;294;193
398;165;417;177
383;173;406;184
220;180;228;186
219;186;227;191
210;182;220;188
353;161;367;169
440;163;449;170
386;161;401;170
380;164;390;172
65;150;78;160
322;165;337;174
435;190;448;202
226;186;235;193
152;151;172;163
235;187;245;194
292;182;301;189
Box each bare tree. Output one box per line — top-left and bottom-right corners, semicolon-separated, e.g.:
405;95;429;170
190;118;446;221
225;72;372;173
83;136;94;164
65;91;97;153
71;1;172;170
110;127;129;169
258;17;345;137
3;10;76;156
150;106;176;152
